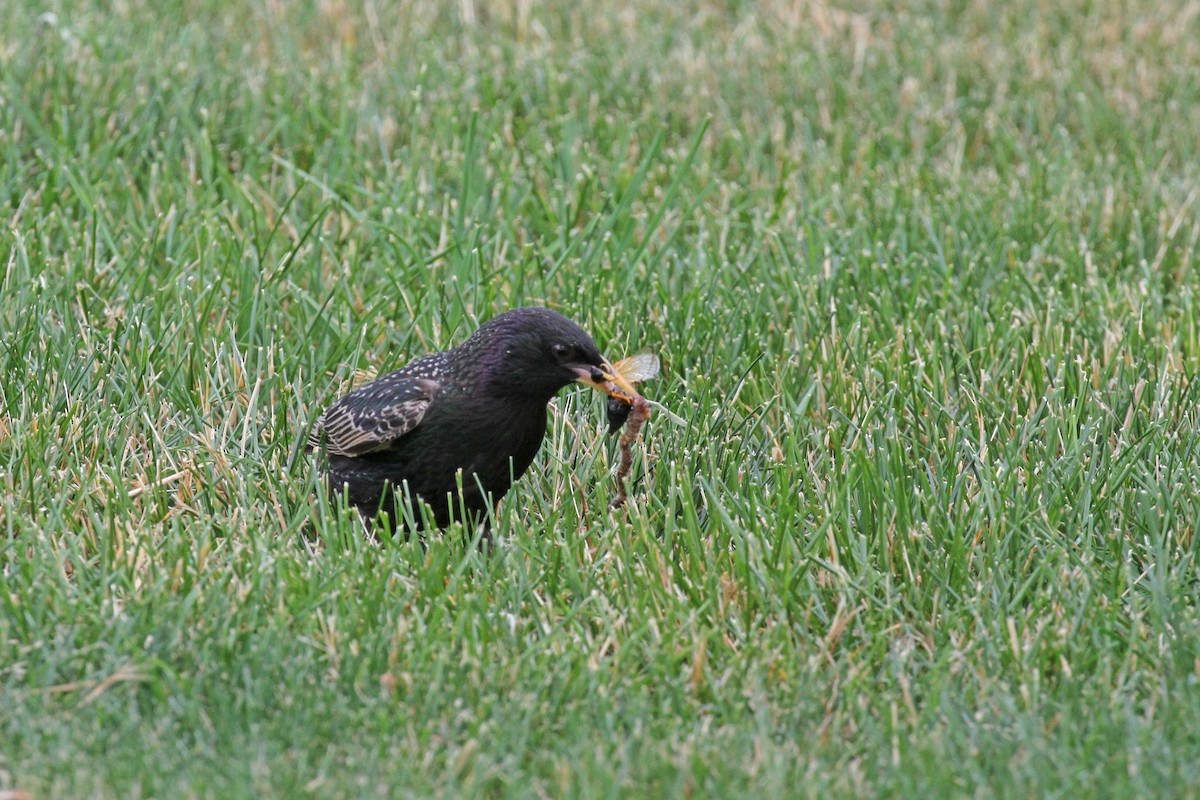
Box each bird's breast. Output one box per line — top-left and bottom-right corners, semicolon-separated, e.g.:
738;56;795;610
460;399;549;482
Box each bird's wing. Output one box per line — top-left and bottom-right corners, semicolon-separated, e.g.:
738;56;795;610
309;375;441;457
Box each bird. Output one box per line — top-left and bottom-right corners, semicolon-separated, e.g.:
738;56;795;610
308;306;638;534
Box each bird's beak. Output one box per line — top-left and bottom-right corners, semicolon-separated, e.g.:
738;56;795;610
573;362;640;401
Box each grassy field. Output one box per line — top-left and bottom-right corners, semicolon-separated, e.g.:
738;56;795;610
3;0;1200;796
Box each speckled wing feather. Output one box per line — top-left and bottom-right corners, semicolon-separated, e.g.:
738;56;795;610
310;374;442;457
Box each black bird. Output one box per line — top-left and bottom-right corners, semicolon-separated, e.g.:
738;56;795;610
308;307;637;532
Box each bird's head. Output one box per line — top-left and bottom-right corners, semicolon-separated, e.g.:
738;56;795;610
465;307;638;403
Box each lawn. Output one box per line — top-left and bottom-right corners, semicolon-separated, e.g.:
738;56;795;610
3;0;1200;796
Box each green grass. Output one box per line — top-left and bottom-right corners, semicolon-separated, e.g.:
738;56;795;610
3;0;1200;796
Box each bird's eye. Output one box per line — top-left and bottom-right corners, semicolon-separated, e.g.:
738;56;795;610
552;343;570;360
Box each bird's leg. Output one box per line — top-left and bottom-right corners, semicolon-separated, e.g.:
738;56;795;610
477;517;495;551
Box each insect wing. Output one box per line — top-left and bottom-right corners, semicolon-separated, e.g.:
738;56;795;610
613;352;660;384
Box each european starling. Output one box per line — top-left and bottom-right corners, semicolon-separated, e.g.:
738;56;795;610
308;306;638;531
